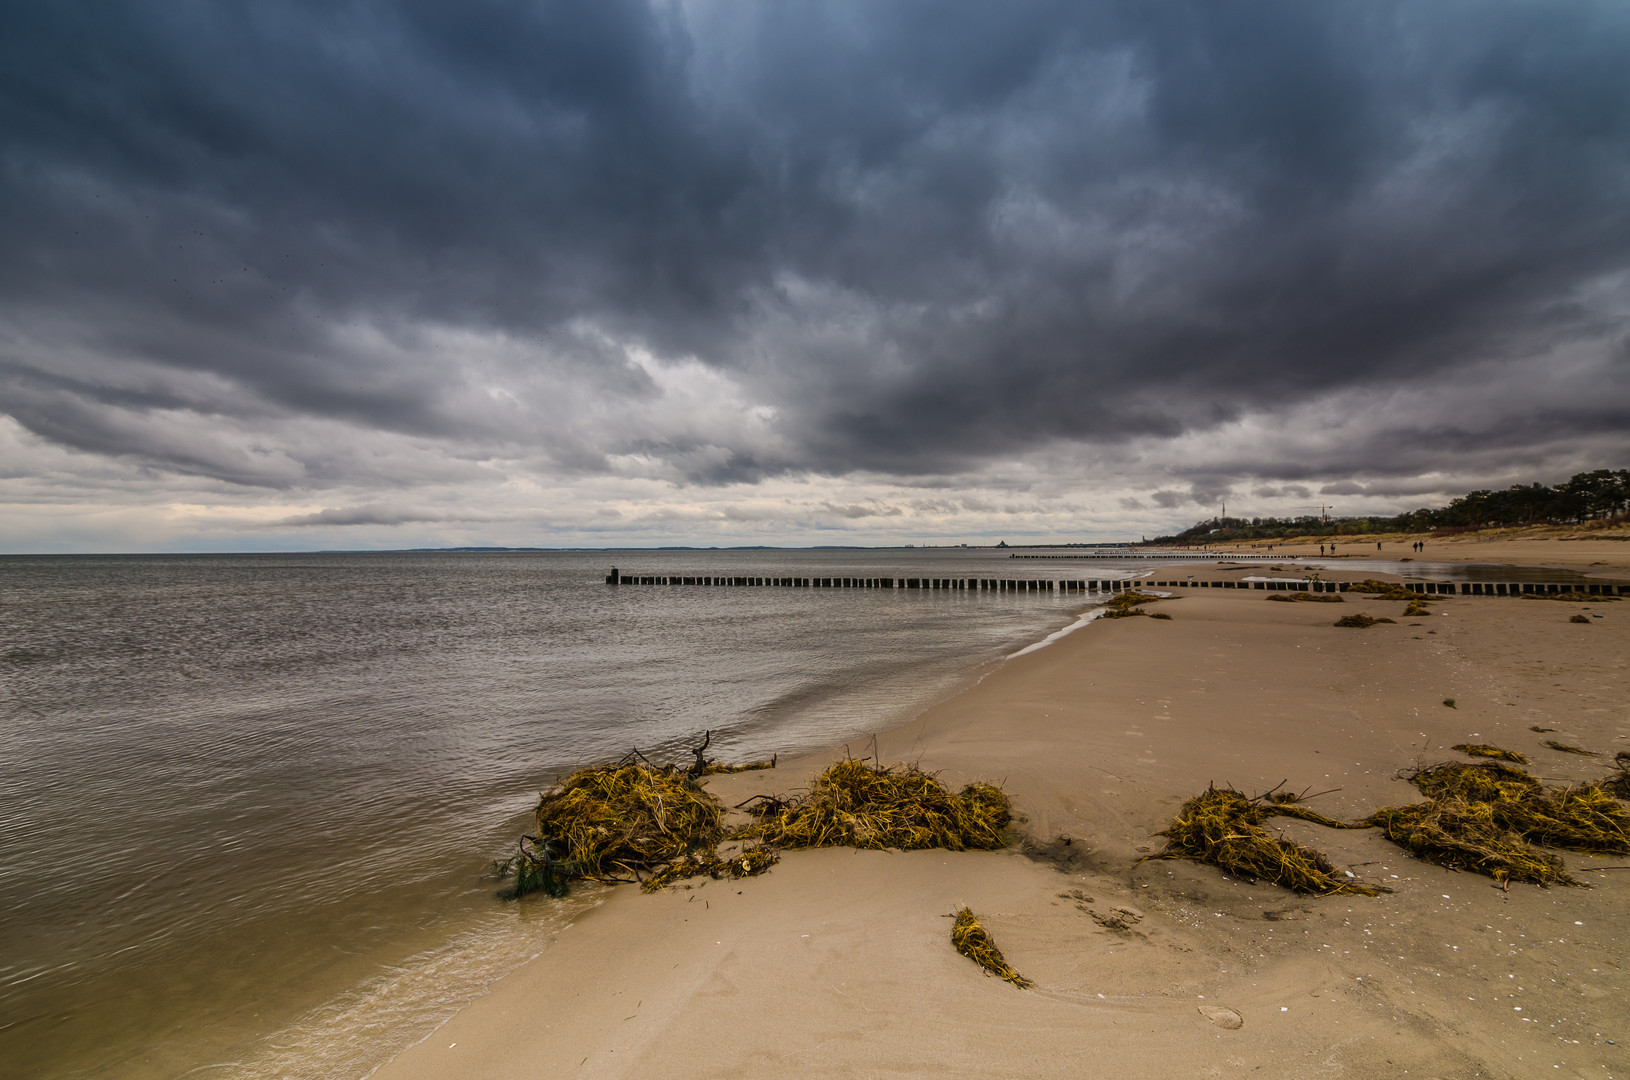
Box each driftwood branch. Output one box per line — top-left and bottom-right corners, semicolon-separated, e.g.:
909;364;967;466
686;730;714;778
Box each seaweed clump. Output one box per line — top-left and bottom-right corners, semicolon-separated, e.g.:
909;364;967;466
1365;801;1574;887
504;760;726;897
1362;760;1630;886
1267;592;1344;603
1403;761;1628;854
739;759;1010;851
1350;579;1420;601
950;908;1032;988
1102;591;1165;619
1569;614;1592;624
1335;613;1395;628
1147;786;1384;896
1452;743;1529;764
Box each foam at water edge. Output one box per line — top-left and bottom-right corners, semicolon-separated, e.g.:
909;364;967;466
1007;606;1107;659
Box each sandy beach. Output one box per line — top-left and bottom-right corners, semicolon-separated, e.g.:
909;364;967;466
377;540;1628;1080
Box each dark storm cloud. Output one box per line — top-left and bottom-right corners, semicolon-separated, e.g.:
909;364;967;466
2;0;1628;492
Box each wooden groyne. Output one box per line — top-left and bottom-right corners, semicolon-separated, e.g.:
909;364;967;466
604;569;1628;596
1009;552;1282;560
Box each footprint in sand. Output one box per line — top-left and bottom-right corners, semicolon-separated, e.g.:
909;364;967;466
1198;1005;1244;1030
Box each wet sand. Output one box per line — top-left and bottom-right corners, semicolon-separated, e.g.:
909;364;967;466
377;542;1629;1079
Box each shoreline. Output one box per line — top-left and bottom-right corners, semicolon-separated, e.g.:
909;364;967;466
376;541;1629;1079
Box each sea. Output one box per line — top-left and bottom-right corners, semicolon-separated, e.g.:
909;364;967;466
0;547;1559;1080
0;548;1142;1080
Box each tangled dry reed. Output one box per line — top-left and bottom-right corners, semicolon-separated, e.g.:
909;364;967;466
739;759;1011;851
950;908;1031;988
1147;786;1385;896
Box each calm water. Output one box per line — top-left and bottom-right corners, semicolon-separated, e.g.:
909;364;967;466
1;548;1152;1080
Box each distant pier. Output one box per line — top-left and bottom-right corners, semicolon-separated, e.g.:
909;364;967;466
605;569;1628;596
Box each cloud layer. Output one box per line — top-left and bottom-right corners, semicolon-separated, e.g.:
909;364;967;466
3;1;1628;550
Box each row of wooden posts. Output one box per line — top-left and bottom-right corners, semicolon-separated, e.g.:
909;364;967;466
605;569;1627;596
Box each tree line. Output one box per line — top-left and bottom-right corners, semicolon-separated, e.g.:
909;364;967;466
1147;469;1630;545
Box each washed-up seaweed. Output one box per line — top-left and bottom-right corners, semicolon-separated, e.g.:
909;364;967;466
506;760;726;896
1404;760;1540;802
1520;591;1619;602
738;759;1011;851
1102;591;1166;619
1267;592;1344;603
1542;740;1600;756
1365;799;1576;886
1146;785;1385;896
701;757;778;775
950;908;1032;988
1334;613;1396;628
1401;762;1626;855
1349;579;1424;601
639;845;780;892
1264;789;1362;829
1360;760;1630;885
1452;743;1529;764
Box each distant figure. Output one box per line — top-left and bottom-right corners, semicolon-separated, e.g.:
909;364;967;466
1377;541;1382;550
1319;544;1326;556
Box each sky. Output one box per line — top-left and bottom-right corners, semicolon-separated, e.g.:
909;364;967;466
2;1;1628;552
